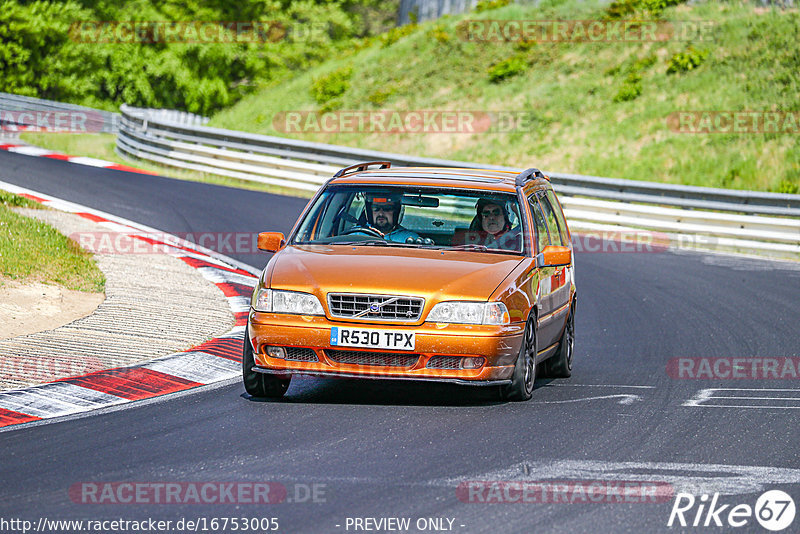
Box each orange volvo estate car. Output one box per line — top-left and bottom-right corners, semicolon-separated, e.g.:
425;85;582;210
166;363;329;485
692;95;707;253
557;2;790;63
244;162;576;401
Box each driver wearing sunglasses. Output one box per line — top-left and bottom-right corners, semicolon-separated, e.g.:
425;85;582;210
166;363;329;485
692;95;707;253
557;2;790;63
364;193;420;243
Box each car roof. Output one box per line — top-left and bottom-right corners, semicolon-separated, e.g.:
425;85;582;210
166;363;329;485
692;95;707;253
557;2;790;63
328;167;549;193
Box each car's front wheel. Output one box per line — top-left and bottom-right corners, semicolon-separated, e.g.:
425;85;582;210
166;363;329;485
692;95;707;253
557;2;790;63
501;315;537;401
242;326;291;398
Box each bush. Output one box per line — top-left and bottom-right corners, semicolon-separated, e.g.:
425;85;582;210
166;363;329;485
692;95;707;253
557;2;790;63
632;54;658;71
775;169;800;194
310;67;353;105
0;0;361;115
609;54;654;102
0;1;99;102
613;72;643;102
488;55;527;83
514;39;538;53
428;24;451;44
667;47;710;74
605;0;686;19
776;179;799;194
643;0;688;17
367;86;396;106
380;24;417;47
475;0;512;13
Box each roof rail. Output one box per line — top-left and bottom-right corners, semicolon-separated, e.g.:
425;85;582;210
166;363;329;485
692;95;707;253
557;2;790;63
333;161;391;178
514;167;549;187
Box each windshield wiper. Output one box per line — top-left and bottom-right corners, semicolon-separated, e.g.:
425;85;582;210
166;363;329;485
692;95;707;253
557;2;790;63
332;240;389;246
450;244;489;251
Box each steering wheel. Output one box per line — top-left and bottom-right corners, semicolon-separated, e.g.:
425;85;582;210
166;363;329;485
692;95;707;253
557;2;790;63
341;225;385;238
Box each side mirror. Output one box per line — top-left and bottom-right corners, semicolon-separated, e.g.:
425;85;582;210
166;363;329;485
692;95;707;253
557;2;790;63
257;232;285;252
536;245;571;268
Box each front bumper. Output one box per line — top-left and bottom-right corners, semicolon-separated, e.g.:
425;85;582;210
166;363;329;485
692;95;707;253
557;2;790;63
248;311;524;384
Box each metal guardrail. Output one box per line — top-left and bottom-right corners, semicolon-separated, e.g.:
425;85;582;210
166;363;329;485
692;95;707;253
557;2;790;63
0;92;120;134
116;104;800;258
117;106;800;214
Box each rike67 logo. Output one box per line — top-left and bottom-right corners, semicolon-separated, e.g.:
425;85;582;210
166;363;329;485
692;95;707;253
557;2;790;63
668;490;795;531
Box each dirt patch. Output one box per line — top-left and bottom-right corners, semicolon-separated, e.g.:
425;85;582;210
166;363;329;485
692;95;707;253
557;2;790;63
0;277;104;340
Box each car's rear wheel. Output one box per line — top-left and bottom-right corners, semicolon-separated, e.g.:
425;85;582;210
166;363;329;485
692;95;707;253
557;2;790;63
242;326;291;398
501;315;537;401
543;299;575;378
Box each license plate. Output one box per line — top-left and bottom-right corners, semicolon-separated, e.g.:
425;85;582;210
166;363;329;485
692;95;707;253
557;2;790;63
330;327;415;351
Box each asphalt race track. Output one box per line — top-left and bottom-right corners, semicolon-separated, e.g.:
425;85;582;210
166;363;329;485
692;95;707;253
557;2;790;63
1;150;799;533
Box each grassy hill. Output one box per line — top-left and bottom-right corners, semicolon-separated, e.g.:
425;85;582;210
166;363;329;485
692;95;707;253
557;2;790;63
210;0;800;193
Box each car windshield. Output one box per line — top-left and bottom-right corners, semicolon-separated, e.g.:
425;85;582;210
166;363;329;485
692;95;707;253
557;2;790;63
292;185;527;254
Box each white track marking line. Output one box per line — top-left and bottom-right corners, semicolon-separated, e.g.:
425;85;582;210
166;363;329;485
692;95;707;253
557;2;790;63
686;405;800;409
197;266;258;286
684;388;800;409
6;146;54;156
694;388;800;392
708;396;800;401
543;384;656;389
534;394;643;405
68;156;117;167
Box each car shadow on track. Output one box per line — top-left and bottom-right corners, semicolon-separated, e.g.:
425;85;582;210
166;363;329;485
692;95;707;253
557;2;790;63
241;377;556;407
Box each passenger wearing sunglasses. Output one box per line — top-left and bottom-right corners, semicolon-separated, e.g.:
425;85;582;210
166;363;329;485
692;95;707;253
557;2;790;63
463;198;522;251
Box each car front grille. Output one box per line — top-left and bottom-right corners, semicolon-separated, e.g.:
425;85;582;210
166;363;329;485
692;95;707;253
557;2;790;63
426;356;463;369
284;347;318;362
327;293;424;322
326;350;419;368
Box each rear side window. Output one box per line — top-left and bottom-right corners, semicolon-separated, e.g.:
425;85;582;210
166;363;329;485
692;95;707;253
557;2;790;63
545;190;570;246
528;194;549;253
536;191;565;246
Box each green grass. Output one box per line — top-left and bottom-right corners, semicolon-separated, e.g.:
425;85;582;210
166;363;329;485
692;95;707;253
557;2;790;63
0;192;105;292
18;133;314;198
0;190;43;209
209;0;800;194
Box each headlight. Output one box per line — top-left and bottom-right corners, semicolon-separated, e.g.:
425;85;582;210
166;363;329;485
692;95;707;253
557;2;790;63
251;288;324;315
427;301;510;325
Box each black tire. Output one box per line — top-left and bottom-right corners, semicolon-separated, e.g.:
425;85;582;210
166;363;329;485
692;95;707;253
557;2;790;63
544;300;575;378
242;326;291;398
501;315;537;401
